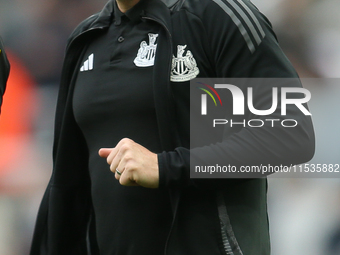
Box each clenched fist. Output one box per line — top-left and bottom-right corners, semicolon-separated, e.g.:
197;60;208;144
99;138;159;188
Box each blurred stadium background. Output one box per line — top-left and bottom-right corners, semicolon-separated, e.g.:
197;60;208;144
0;0;339;254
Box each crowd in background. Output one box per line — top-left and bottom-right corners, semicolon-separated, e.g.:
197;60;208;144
0;0;339;254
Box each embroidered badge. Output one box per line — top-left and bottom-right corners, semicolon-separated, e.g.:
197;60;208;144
170;45;199;82
134;33;158;67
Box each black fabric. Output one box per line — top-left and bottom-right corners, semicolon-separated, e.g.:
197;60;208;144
0;37;10;112
72;2;172;253
30;0;315;254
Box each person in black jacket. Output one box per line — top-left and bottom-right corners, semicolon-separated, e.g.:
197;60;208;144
0;37;10;113
30;0;315;254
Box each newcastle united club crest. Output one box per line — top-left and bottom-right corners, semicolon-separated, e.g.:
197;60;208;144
134;33;158;67
170;45;199;82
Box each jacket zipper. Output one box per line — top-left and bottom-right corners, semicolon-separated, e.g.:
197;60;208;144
216;192;244;255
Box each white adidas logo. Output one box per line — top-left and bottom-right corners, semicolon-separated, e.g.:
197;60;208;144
80;53;94;72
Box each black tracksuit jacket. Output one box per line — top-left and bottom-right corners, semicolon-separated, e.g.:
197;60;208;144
30;0;315;254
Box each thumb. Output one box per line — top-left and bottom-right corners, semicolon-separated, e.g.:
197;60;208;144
98;148;113;158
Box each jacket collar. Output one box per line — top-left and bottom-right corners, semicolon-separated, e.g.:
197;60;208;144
143;0;172;30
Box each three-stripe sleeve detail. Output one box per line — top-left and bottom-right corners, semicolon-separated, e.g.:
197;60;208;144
212;0;266;53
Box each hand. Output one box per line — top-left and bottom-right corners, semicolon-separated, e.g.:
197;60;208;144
98;138;159;188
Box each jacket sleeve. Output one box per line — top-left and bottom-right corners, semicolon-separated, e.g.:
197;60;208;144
30;17;98;254
0;37;10;112
158;0;315;188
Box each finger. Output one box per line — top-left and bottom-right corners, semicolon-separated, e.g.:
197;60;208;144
119;170;139;186
106;146;120;166
115;167;123;180
98;148;112;158
113;147;130;179
120;179;139;186
110;147;125;175
109;139;132;173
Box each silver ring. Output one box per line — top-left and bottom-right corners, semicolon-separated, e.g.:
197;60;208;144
116;168;122;175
